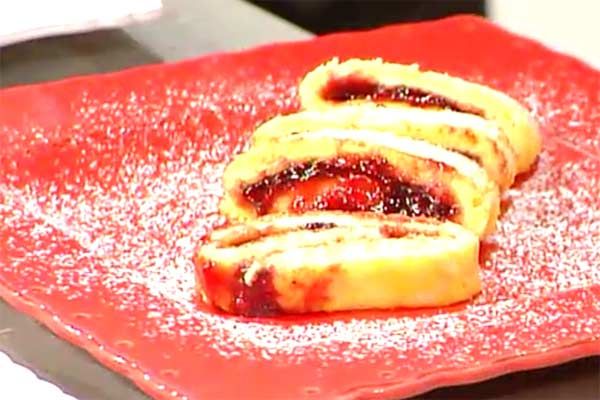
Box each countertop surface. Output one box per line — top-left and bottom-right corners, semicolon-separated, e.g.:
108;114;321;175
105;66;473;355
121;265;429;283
0;0;598;399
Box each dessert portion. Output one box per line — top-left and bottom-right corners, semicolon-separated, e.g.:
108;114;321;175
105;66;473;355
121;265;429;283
194;57;541;316
252;106;516;190
221;129;500;238
299;58;541;173
195;212;481;316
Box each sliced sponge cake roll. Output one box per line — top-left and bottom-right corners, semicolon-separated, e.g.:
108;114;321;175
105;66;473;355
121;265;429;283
299;58;541;174
252;105;516;190
195;211;481;316
220;129;500;238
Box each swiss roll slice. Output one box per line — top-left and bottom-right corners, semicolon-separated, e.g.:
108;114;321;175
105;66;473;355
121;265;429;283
220;129;500;238
252;106;517;190
195;211;481;316
299;58;541;174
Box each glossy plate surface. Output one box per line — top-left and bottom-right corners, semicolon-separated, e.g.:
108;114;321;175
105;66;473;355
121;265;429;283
0;15;599;400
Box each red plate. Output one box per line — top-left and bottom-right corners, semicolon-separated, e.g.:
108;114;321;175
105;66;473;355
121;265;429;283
0;15;599;400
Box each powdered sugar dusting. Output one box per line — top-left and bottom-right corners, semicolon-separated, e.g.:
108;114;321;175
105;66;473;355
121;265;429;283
477;152;600;303
1;107;598;363
500;70;600;158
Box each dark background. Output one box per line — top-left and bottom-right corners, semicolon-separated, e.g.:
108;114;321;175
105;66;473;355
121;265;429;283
249;0;486;34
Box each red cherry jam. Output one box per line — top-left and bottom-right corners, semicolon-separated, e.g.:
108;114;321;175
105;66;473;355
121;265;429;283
242;156;457;219
199;261;282;317
303;222;337;231
321;74;484;116
231;266;281;317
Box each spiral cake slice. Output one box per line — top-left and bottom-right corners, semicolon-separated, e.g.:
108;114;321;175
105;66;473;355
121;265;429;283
221;129;500;238
195;212;481;316
252;106;516;190
299;58;541;173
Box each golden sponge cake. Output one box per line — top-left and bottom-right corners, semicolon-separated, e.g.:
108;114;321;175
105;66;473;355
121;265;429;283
299;58;541;174
252;106;517;190
220;129;500;238
195;212;481;316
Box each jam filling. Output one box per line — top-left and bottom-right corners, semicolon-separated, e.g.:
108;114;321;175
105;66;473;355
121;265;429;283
303;222;337;231
200;261;282;317
242;156;457;219
232;266;281;317
321;74;484;116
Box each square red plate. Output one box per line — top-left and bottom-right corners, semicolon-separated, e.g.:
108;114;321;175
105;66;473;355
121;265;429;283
0;15;599;400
